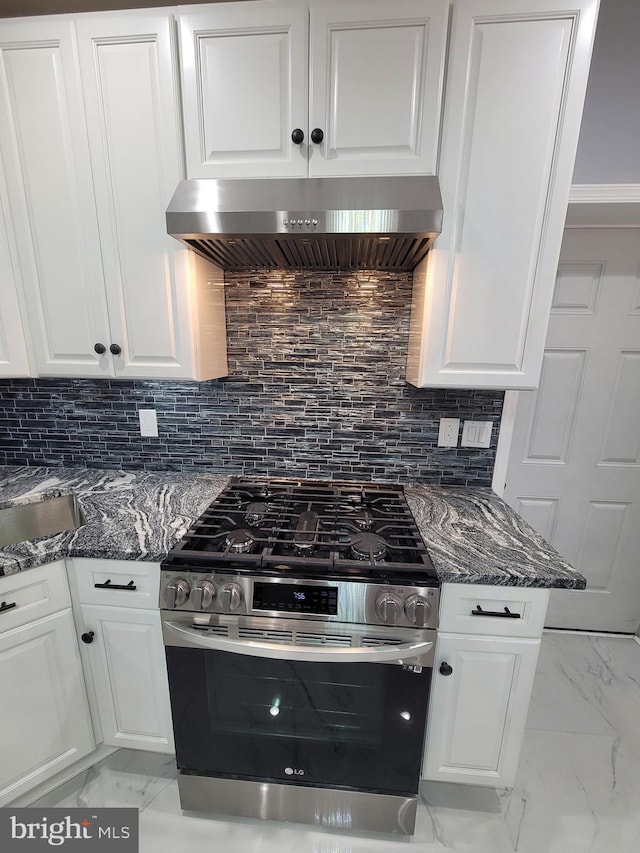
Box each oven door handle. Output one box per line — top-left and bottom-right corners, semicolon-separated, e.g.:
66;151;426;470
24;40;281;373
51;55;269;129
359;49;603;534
163;621;434;665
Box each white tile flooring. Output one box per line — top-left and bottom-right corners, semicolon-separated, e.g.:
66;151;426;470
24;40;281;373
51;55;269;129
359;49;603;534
32;632;640;852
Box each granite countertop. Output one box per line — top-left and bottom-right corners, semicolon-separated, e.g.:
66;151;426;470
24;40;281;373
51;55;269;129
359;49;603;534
0;466;586;589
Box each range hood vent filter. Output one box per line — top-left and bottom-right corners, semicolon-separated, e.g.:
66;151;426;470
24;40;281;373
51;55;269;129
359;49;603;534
167;176;443;272
183;235;433;272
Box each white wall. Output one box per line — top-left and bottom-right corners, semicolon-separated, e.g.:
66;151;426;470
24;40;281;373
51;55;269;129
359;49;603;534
573;0;640;184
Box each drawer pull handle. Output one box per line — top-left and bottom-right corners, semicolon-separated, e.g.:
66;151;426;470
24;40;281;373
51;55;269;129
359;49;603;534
0;601;17;614
471;605;521;619
94;579;137;591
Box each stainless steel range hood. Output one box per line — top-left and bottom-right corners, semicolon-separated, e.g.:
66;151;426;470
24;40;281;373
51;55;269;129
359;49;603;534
166;176;442;271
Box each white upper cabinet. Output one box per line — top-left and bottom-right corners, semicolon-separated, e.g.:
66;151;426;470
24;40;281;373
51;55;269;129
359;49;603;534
0;17;111;378
308;0;448;177
75;11;213;380
407;0;599;389
0;151;31;378
0;11;228;381
179;1;309;179
179;0;448;179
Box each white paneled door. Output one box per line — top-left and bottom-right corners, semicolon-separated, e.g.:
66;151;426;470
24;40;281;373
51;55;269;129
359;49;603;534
504;229;640;632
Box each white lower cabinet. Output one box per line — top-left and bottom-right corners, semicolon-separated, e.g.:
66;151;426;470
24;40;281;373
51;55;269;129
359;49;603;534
78;605;174;753
423;583;549;787
423;633;540;786
68;559;174;754
0;562;95;806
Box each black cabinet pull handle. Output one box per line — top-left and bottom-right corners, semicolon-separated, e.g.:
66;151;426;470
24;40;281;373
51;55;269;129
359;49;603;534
94;343;106;354
94;579;137;591
81;631;95;644
471;605;521;619
0;601;17;614
439;661;453;676
310;128;324;144
109;343;122;356
291;128;304;144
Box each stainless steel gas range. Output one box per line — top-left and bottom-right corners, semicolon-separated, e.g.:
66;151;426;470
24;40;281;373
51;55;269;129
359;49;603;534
159;477;439;836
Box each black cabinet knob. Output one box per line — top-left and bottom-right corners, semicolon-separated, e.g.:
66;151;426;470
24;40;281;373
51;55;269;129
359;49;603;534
81;631;95;644
94;343;106;355
291;128;304;144
310;128;324;144
109;343;122;356
439;661;453;676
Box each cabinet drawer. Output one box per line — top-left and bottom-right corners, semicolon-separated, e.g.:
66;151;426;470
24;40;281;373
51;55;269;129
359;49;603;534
0;561;70;633
69;559;160;609
439;584;549;638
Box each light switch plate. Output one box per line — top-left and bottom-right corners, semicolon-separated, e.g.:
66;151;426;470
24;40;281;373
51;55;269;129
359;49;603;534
139;409;158;438
437;418;460;447
461;420;493;448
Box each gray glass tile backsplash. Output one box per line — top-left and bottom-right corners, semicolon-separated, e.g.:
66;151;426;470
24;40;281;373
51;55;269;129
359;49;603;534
0;270;504;484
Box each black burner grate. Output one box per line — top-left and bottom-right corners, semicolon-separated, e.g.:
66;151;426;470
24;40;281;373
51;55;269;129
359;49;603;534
164;477;436;582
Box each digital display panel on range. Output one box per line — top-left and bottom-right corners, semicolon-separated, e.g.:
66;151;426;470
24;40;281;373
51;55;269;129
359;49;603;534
253;582;338;615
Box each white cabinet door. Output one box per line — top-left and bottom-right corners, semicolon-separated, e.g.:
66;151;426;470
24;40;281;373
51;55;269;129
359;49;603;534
423;633;540;787
179;1;308;179
407;0;599;389
75;12;197;380
308;0;448;177
0;609;95;806
79;604;174;754
0;153;31;377
0;17;112;378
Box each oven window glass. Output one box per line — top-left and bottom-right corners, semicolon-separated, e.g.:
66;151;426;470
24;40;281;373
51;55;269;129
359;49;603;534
207;654;383;747
166;647;431;796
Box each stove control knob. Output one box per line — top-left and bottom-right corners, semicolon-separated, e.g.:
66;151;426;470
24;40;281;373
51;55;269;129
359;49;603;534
163;578;190;609
219;582;243;612
375;593;402;625
404;594;432;627
191;580;216;611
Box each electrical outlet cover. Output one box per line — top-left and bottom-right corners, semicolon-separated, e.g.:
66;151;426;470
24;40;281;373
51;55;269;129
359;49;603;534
139;409;158;438
438;418;460;447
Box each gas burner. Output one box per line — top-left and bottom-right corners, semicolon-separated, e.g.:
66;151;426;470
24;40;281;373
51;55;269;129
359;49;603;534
245;502;269;524
225;529;256;554
292;510;320;556
350;533;388;562
353;509;374;530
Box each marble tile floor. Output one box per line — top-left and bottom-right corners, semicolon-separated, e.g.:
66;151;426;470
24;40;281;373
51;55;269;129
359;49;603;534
30;632;640;853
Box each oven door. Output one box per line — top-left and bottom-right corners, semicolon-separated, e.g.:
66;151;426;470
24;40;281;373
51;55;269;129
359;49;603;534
163;615;434;797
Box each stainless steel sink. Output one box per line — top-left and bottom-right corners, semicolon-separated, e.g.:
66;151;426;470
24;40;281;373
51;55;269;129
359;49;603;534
0;494;85;548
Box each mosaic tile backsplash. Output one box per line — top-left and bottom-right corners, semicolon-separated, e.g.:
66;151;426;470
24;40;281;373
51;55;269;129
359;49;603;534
0;270;504;485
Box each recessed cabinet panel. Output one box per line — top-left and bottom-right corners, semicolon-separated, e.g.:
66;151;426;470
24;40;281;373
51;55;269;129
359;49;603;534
0;158;30;377
407;0;598;388
0;21;110;377
423;634;540;786
76;14;195;378
309;0;447;176
180;2;308;178
0;609;95;805
80;604;174;753
443;19;572;371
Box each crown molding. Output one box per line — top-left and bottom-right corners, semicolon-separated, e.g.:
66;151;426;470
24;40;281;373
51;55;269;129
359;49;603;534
569;184;640;204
